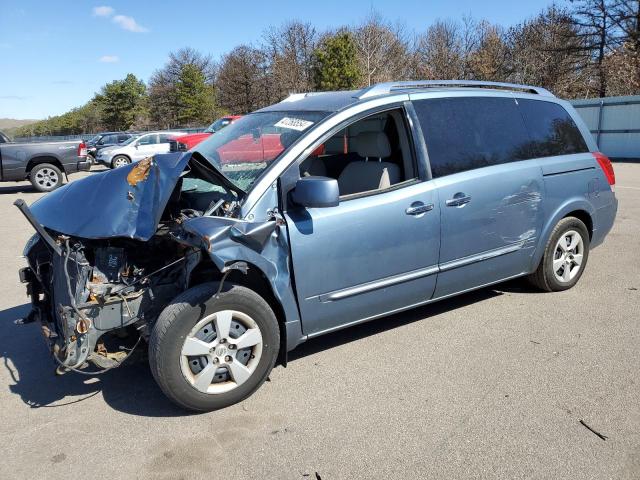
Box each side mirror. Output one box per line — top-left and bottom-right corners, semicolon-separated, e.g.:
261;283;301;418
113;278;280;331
290;176;339;208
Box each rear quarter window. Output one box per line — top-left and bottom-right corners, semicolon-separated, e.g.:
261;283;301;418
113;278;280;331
413;97;531;178
517;99;589;157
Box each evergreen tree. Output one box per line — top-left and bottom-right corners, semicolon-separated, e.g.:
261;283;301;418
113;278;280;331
313;32;361;90
95;74;147;131
176;64;215;126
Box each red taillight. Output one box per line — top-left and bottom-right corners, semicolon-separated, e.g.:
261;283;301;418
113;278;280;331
78;141;87;157
594;152;615;186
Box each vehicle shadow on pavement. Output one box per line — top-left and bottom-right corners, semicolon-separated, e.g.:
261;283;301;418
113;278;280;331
0;303;185;417
0;185;39;195
0;282;523;416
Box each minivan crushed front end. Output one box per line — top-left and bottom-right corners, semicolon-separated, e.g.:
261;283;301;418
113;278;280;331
16;152;285;373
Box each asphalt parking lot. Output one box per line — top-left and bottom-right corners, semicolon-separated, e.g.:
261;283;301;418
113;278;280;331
0;163;638;480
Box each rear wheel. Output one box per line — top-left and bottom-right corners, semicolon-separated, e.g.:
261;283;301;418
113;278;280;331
528;216;590;292
30;163;63;192
149;283;279;412
111;155;130;168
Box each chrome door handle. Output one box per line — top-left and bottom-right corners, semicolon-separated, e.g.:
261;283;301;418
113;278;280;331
405;202;434;216
446;193;472;207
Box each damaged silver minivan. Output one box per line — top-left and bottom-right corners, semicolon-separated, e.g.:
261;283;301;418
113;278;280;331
17;81;617;411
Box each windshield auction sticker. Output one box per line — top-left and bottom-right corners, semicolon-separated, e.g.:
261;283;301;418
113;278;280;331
274;117;314;131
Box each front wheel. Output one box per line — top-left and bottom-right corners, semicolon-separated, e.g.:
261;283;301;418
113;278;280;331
528;216;590;292
149;283;280;412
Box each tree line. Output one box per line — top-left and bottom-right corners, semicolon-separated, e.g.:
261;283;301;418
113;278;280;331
14;0;640;137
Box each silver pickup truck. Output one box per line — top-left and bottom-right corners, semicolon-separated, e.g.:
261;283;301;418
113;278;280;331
0;131;91;192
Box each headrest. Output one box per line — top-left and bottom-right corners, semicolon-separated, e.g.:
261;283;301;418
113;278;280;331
355;131;391;159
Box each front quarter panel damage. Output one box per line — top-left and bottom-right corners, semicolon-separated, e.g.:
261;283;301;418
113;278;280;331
181;216;304;351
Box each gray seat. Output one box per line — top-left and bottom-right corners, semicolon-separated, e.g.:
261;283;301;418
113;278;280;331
300;156;327;177
337;131;401;195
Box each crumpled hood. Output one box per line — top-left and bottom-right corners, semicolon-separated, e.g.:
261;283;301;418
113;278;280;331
30;152;191;241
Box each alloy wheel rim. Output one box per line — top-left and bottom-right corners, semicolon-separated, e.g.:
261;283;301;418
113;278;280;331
180;310;263;395
35;168;59;189
113;157;128;168
552;230;584;283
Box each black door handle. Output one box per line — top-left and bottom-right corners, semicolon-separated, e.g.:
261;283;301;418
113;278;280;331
446;193;472;207
405;202;434;216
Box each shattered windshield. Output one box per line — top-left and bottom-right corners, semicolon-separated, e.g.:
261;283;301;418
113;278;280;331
194;111;328;191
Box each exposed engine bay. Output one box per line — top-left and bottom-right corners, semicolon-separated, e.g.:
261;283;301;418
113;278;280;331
18;154;267;373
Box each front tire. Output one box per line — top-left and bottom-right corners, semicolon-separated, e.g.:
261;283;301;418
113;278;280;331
149;283;280;412
528;216;590;292
30;163;63;192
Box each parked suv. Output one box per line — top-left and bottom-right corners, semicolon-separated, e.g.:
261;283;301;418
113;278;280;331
16;81;617;411
96;131;186;168
86;132;135;160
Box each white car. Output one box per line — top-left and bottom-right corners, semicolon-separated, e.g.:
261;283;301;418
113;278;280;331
96;131;187;168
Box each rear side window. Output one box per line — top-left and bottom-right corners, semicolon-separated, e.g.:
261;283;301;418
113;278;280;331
413;97;531;178
138;134;158;145
517;99;588;157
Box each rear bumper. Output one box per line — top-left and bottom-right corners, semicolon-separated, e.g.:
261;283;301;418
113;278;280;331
77;158;91;171
64;157;92;174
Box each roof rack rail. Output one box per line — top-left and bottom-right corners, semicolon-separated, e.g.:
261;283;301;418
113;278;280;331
279;92;324;103
356;80;555;99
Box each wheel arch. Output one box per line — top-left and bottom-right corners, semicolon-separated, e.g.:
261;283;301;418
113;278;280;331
530;198;595;273
226;263;289;366
26;155;64;175
188;254;302;366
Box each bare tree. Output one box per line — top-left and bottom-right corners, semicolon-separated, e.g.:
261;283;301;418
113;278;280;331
217;45;271;114
352;12;412;86
506;7;590;97
262;21;319;97
414;20;464;79
163;47;217;83
466;21;511;81
569;0;616;97
609;0;640;48
606;1;640;94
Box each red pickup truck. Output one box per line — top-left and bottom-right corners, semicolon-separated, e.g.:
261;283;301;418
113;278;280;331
170;116;241;152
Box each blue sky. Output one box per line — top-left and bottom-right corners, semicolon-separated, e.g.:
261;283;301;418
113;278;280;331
0;0;557;119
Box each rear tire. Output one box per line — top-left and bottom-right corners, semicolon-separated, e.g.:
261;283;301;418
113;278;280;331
149;283;280;412
30;163;63;192
528;216;590;292
111;155;130;168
